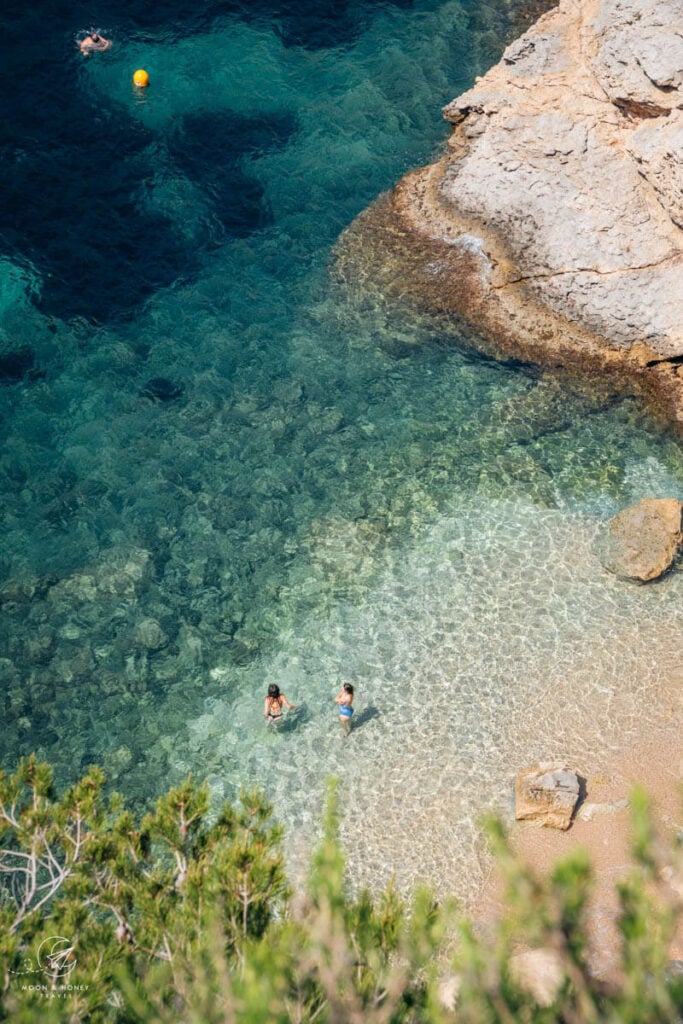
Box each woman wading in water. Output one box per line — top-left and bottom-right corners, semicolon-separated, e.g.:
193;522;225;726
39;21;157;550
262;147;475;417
263;684;295;726
335;682;354;736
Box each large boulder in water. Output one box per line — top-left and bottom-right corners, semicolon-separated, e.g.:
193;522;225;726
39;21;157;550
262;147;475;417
515;763;580;830
334;0;683;429
601;497;683;582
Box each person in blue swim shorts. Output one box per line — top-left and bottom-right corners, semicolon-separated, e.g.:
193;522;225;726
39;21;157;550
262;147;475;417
334;682;354;736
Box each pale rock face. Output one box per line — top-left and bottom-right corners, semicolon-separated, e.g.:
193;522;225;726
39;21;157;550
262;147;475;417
591;0;683;101
440;0;683;354
627;118;683;230
336;0;683;425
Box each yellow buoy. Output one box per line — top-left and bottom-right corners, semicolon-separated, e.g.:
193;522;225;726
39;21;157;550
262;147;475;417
133;69;150;88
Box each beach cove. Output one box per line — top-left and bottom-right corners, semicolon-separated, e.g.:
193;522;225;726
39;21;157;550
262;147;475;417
1;0;682;921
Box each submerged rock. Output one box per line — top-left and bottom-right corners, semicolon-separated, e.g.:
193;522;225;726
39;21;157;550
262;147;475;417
133;617;169;652
141;377;184;401
515;763;580;829
600;497;683;581
336;0;683;428
0;347;44;384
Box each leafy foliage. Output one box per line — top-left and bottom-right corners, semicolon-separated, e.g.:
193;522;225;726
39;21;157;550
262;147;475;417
0;757;288;1022
0;761;681;1023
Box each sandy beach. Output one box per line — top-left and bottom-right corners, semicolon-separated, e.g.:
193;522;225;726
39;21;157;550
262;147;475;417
477;695;683;981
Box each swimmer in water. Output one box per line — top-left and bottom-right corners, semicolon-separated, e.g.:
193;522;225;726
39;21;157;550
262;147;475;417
79;31;112;55
334;682;354;737
263;683;296;726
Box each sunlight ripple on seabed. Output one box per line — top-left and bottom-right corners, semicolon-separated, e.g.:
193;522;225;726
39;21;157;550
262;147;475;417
189;498;683;901
0;0;682;905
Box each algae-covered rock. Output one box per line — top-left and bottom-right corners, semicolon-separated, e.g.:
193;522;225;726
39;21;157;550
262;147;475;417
133;617;169;651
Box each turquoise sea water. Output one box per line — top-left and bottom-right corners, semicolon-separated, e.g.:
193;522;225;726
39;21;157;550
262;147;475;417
1;0;682;901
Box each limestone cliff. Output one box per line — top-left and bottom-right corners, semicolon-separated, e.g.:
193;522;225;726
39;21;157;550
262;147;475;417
335;0;683;426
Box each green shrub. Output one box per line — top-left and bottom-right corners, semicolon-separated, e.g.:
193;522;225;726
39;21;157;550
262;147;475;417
0;759;681;1023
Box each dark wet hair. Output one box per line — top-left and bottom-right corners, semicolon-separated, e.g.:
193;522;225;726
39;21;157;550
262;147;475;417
342;682;354;695
267;684;280;699
92;33;100;40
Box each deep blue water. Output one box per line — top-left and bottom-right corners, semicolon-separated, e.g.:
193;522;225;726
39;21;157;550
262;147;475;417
0;0;462;322
1;0;682;892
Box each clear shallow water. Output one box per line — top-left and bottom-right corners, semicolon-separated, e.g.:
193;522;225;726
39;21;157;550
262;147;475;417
1;0;682;901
